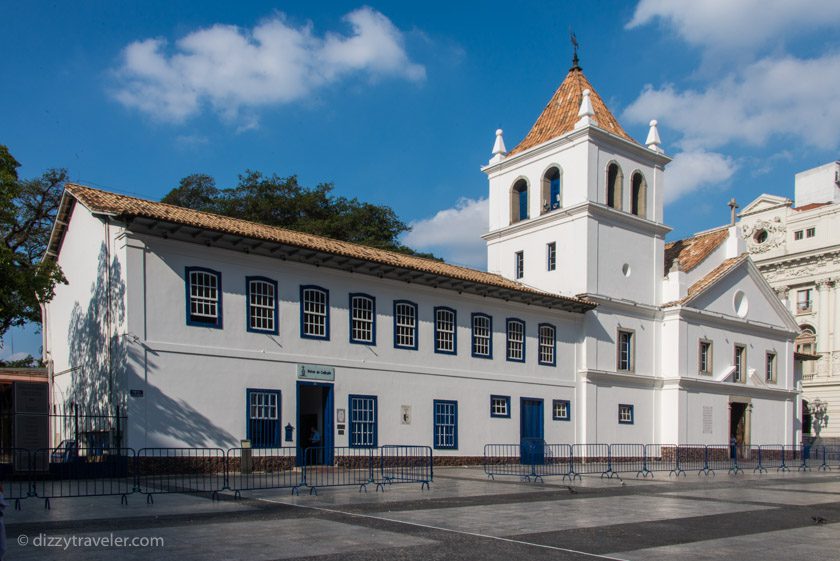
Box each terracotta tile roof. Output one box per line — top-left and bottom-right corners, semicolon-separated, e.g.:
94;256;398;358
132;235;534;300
662;254;748;308
793;202;832;212
663;228;728;274
507;67;637;157
61;184;593;311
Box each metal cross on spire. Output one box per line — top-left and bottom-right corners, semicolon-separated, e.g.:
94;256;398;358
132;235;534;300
570;28;581;71
728;198;739;225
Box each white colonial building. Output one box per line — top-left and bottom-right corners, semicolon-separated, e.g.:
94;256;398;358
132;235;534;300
739;161;840;443
41;63;801;460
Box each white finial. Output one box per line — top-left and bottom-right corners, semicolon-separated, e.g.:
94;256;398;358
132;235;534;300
575;89;596;129
489;128;507;164
646;119;663;153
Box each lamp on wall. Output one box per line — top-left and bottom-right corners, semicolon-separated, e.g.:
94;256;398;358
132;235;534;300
809;398;829;436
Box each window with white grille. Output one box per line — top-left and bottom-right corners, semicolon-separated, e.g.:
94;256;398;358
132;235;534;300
247;389;280;448
435;307;456;354
553;400;570;421
618;404;634;424
247;278;276;333
187;268;221;327
617;330;634;371
490;395;509;418
434;400;458;449
301;286;329;339
547;242;556;271
471;314;492;358
394;301;418;349
538;324;556;366
350;294;375;344
506;319;525;362
349;395;377;447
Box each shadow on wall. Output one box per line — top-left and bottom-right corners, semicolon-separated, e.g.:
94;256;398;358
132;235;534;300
67;244;237;448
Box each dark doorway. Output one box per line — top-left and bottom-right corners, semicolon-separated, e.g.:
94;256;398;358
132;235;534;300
730;402;747;455
520;398;544;465
297;382;333;465
802;400;812;438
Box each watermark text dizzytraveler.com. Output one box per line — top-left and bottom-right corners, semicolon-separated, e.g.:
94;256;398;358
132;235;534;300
17;533;165;550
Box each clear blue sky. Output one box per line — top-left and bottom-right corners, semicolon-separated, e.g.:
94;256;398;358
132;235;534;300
3;1;840;359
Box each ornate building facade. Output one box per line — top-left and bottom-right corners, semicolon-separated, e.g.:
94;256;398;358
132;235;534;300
739;161;840;442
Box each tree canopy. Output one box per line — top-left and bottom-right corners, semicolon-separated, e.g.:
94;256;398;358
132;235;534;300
162;172;438;259
0;145;66;339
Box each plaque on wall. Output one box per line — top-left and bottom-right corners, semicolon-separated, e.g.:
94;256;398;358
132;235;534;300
297;364;335;381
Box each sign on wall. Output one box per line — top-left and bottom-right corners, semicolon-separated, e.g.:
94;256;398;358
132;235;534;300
702;406;714;434
297;364;335;381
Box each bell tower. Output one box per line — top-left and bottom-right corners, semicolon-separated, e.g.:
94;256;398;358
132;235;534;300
481;62;671;306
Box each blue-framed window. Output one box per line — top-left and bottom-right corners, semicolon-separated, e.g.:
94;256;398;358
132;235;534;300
247;389;281;448
506;318;525;362
349;293;376;345
471;313;493;358
552;399;570;421
300;285;329;340
246;276;278;334
185;267;223;328
618;403;634;425
515;251;524;279
490;395;510;418
547;242;557;271
538;323;556;366
394;300;418;350
349;395;377;448
433;400;458;449
434;307;457;355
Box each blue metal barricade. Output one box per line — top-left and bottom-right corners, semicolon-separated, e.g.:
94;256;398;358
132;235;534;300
0;448;34;509
536;444;573;481
739;445;761;473
674;444;711;476
609;444;648;478
376;445;432;491
483;444;536;480
824;445;840;470
227;447;302;497
706;444;738;475
570;444;612;479
135;448;226;503
32;447;135;509
758;445;786;471
643;444;679;477
302;447;374;495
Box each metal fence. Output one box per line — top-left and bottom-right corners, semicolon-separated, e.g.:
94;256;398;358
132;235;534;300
226;447;302;497
31;447;135;509
377;445;433;490
136;448;227;503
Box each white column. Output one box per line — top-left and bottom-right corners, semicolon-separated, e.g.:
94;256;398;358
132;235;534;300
816;280;831;377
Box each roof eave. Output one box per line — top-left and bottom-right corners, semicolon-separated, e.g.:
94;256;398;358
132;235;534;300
124;215;596;314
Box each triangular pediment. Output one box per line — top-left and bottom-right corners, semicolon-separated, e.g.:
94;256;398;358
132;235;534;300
682;258;798;332
739;194;791;216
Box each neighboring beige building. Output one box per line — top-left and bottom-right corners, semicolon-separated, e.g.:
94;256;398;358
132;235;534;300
739;161;840;443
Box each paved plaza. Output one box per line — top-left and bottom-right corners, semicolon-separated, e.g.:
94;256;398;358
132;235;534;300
6;468;840;560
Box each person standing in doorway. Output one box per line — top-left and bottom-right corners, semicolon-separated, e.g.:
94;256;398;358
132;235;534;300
308;426;322;464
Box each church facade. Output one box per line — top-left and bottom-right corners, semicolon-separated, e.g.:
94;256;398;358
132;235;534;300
42;64;801;458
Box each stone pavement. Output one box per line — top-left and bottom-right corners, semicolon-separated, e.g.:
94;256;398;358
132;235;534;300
6;467;840;560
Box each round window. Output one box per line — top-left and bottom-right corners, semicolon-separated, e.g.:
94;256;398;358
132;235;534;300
733;291;749;318
622;263;631;277
754;229;768;244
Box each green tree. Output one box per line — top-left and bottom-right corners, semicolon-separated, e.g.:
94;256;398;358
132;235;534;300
0;145;67;339
162;170;439;259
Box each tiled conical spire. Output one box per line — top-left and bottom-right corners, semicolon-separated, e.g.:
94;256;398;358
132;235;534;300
507;67;637;156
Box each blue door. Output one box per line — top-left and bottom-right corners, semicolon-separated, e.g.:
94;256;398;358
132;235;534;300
520;398;544;465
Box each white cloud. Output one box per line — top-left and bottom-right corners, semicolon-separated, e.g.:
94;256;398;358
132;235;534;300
623;53;840;151
403;197;488;269
663;151;737;204
112;7;425;124
627;0;840;53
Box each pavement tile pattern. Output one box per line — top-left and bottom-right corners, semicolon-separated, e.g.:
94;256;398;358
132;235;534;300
6;468;840;560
